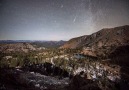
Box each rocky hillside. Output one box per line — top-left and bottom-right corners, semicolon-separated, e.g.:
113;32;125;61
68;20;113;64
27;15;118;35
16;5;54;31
60;35;88;49
0;43;37;53
60;25;129;57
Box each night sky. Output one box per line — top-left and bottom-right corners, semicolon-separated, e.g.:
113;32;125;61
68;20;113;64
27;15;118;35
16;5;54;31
0;0;129;40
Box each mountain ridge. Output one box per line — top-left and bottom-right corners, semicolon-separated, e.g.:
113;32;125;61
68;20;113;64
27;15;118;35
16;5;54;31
60;25;129;57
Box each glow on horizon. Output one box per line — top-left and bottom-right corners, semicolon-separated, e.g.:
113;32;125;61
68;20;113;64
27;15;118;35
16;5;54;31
0;0;129;40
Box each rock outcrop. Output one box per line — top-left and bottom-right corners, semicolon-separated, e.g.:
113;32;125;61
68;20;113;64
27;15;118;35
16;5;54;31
68;75;101;90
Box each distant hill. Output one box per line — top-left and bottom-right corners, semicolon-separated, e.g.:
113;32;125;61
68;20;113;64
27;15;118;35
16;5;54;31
0;43;36;53
0;40;34;44
60;25;129;57
0;40;66;48
31;40;66;48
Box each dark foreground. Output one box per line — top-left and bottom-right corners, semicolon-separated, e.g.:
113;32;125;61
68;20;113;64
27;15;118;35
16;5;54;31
0;63;129;90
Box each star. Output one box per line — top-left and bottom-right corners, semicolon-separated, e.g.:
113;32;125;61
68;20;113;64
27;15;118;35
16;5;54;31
61;5;63;8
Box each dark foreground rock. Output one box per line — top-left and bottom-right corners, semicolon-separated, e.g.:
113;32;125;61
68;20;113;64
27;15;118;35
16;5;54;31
0;63;70;90
0;68;40;90
0;68;101;90
1;62;128;90
68;75;101;90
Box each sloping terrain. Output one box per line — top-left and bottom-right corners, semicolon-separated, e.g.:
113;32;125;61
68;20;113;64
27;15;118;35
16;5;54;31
60;35;88;49
61;25;129;57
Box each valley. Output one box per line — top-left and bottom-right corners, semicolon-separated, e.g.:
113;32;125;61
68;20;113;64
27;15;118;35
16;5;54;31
0;25;129;90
